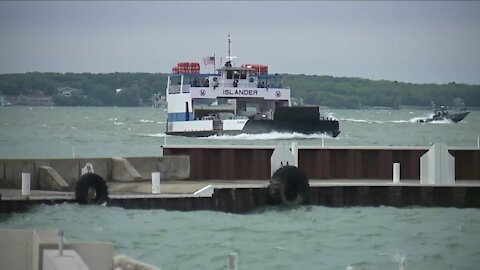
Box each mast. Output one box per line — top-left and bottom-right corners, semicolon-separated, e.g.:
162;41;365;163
228;33;231;59
225;34;235;67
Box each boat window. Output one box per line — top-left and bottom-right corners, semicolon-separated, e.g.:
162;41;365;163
226;70;233;79
182;85;190;93
240;71;247;79
169;85;181;94
233;71;240;80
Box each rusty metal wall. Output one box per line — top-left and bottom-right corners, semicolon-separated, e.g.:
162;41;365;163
3;186;480;214
164;147;480;181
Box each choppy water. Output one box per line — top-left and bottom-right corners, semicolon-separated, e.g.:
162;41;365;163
1;204;479;269
0;106;479;158
1;106;480;269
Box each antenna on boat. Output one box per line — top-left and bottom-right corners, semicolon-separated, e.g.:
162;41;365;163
228;33;231;59
225;33;236;66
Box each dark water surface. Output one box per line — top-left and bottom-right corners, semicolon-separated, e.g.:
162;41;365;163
1;205;479;269
1;106;479;269
0;106;479;158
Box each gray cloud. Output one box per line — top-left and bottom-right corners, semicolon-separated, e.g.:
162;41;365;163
0;1;479;84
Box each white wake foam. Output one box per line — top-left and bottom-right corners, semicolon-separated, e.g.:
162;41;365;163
135;133;167;138
341;118;384;124
204;132;334;140
139;119;155;123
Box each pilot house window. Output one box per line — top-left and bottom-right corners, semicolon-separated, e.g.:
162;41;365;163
240;71;247;79
233;71;240;80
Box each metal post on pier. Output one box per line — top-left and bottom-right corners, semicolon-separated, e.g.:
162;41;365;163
229;252;238;270
399;256;406;270
58;229;64;256
393;163;400;184
477;135;479;148
21;172;31;196
152;172;161;194
72;145;75;158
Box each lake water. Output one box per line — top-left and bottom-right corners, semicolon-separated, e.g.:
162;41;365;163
0;106;479;159
0;204;479;269
0;106;479;269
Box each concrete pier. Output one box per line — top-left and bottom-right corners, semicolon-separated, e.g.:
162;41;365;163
2;180;480;214
1;146;480;213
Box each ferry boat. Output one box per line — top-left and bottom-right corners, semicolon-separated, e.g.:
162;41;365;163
165;36;340;137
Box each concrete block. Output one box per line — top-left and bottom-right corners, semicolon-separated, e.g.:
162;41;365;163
127;156;190;180
0;229;33;270
39;242;113;270
32;229;60;270
38;166;70;191
112;157;142;181
50;158;109;186
73;242;113;270
4;159;35;188
125;157;162;180
49;159;81;186
33;159;52;189
162;155;190;180
77;158;109;182
420;143;455;185
0;229;113;270
43;249;89;270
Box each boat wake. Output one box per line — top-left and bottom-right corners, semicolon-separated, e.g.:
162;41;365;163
341;118;384;124
134;133;168;138
342;115;455;124
139;119;155;123
412;114;456;124
204;132;334;140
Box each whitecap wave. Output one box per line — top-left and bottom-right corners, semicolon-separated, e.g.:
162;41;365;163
139;119;155;123
408;114;454;124
134;133;168;138
341;118;384;124
204;132;334;140
390;117;424;123
428;119;454;124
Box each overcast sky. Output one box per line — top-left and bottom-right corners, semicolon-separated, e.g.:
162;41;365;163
1;1;479;84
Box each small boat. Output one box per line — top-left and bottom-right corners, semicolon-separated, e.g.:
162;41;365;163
165;35;340;137
419;102;469;123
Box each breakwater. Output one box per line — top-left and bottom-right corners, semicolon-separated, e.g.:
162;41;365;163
1;145;480;213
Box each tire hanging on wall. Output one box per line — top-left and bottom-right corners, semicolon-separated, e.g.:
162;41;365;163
268;165;309;206
75;173;109;205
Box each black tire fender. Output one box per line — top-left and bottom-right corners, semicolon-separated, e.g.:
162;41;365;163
75;173;109;205
268;165;309;206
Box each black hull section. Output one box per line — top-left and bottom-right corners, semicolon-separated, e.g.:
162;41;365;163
242;119;340;137
167;119;340;138
167;106;341;138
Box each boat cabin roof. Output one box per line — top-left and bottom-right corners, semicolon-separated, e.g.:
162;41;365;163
216;66;253;72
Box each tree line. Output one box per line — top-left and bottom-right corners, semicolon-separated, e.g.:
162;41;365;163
0;72;479;108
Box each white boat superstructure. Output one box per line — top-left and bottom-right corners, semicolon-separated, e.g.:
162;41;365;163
166;47;291;136
165;35;341;138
